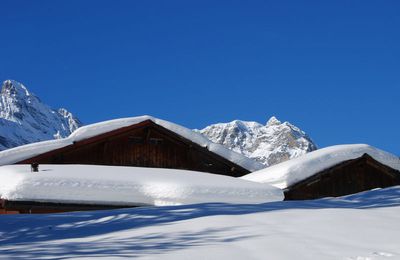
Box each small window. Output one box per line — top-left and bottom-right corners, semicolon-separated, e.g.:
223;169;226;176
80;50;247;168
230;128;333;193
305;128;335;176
203;162;213;167
149;138;163;145
128;136;144;144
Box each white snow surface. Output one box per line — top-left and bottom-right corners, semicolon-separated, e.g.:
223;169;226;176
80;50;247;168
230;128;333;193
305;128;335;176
241;144;400;189
0;165;283;206
0;115;264;171
1;186;400;259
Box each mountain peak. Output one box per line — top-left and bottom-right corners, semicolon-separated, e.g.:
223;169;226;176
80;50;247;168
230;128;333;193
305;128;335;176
229;119;252;130
199;117;317;167
0;80;82;151
266;116;281;126
1;80;30;98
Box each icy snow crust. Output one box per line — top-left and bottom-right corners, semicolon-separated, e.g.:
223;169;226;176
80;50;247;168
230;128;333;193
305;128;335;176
0;165;283;205
0;115;264;172
241;144;400;189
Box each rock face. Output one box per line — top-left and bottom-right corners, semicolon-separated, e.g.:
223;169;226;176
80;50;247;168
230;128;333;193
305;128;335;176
197;116;317;167
0;80;82;151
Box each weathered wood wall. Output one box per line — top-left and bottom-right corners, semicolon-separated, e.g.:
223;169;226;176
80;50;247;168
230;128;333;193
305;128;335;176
284;154;400;200
0;199;135;214
19;121;249;177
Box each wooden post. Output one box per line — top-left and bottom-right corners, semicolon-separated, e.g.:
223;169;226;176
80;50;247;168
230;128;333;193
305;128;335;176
31;163;39;172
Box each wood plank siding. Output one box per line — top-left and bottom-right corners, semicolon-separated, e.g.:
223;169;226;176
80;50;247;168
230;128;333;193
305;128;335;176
17;120;249;177
0;199;137;214
284;154;400;200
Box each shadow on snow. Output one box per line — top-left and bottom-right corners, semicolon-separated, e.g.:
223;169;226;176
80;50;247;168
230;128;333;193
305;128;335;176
0;186;400;258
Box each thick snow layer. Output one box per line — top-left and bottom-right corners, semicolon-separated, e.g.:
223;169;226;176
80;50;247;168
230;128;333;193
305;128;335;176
0;165;283;206
241;144;400;189
0;115;264;171
1;186;400;259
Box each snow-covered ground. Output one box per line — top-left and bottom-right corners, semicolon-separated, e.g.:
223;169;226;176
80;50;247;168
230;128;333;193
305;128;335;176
1;186;400;259
0;165;282;206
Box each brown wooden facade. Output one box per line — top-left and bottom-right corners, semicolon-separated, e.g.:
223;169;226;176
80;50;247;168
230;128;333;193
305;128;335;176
17;120;250;177
284;154;400;200
0;199;136;214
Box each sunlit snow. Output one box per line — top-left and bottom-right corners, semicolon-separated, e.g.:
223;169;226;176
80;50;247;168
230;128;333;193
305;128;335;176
0;186;400;259
0;164;283;206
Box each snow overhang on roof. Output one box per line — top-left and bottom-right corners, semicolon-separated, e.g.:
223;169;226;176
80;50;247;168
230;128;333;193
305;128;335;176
0;115;264;172
241;144;400;189
0;165;283;206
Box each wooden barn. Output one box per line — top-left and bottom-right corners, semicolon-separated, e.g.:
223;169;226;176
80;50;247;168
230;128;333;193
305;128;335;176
0;116;263;177
0;116;266;214
0;163;280;215
284;153;400;200
242;144;400;200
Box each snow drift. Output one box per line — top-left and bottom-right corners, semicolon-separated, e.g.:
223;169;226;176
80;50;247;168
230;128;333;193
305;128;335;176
0;165;283;206
1;186;400;259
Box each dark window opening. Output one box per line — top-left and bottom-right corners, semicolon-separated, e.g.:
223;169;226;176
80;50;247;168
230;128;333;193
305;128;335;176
149;138;163;145
203;162;213;167
128;136;144;144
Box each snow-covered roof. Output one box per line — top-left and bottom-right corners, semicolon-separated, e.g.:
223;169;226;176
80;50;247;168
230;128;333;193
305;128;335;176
241;144;400;189
0;115;264;172
0;165;283;206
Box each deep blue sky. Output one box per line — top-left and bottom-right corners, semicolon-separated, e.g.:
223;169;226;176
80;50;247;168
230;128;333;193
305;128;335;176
0;1;399;154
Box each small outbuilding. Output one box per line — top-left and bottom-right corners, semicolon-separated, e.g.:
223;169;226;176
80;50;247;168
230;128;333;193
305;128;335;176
241;144;400;200
0;116;263;177
0;165;283;214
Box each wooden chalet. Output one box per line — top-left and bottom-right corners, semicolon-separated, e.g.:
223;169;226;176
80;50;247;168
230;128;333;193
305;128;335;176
0;116;266;214
284;153;400;200
13;119;257;177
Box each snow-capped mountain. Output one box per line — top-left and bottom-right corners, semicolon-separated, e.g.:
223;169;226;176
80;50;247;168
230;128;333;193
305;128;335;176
198;116;317;167
0;80;82;151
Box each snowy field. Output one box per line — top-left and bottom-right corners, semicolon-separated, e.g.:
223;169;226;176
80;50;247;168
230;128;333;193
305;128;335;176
1;186;400;259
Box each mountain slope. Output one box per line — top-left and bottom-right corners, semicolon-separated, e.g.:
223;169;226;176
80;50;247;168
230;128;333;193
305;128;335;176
0;80;82;151
198;116;317;166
